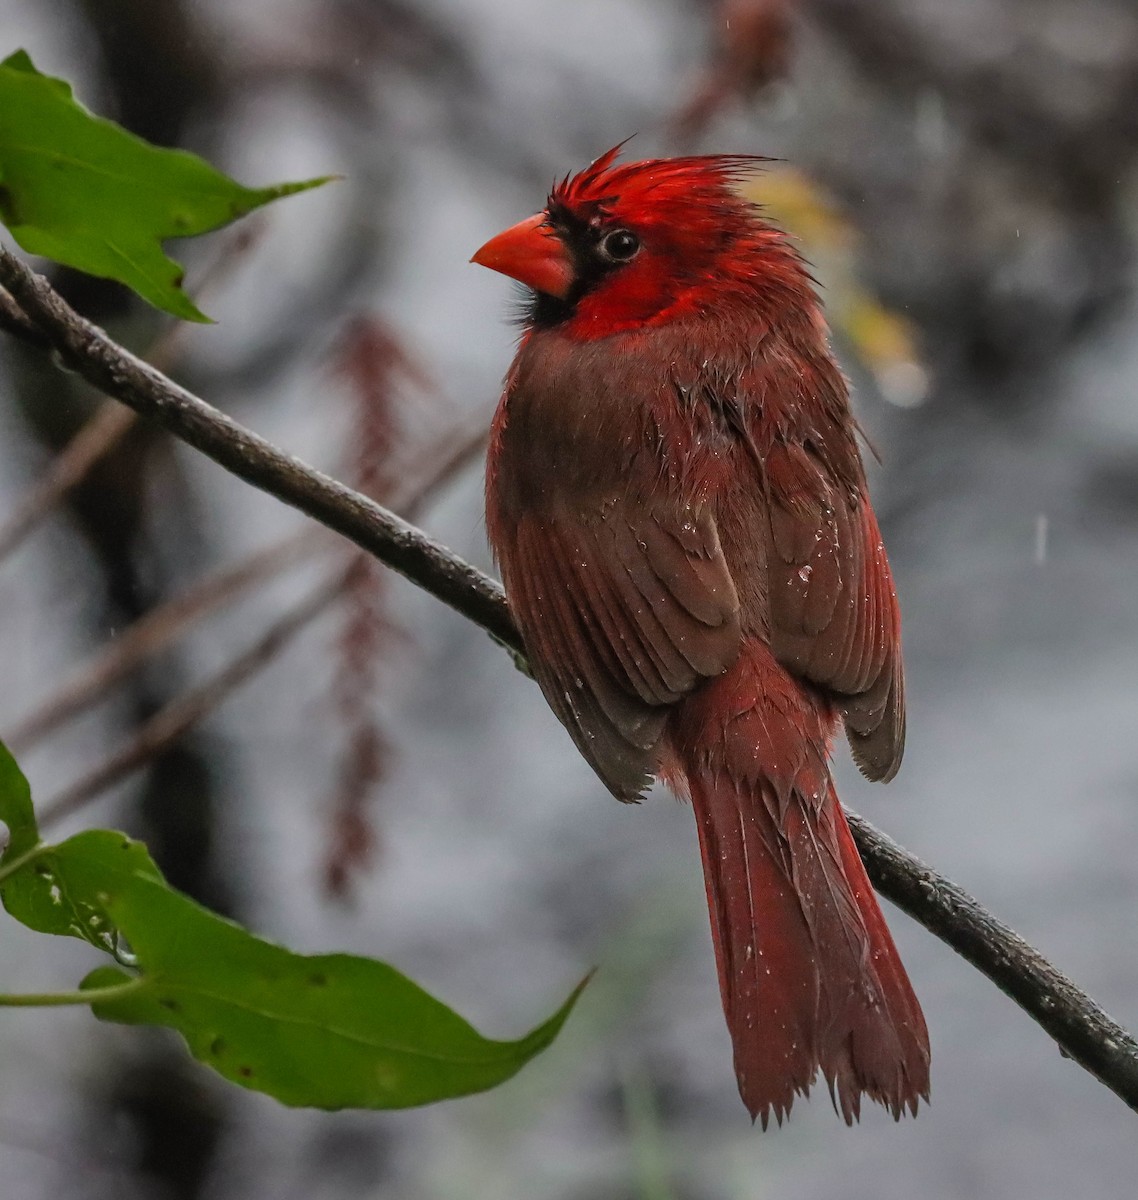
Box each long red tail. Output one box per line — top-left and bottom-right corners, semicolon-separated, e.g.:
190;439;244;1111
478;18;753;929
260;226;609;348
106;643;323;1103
666;647;930;1127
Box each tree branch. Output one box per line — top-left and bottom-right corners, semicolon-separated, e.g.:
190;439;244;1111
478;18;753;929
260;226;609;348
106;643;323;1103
2;415;487;753
0;223;266;563
2;244;1136;1112
0;246;517;654
3;528;325;753
846;812;1138;1110
0;285;50;350
39;564;352;827
0;403;138;563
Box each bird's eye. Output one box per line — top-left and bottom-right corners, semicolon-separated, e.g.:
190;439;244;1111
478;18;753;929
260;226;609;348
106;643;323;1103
598;228;640;262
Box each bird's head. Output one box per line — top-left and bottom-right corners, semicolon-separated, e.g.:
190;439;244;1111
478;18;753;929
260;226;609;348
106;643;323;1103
472;146;799;338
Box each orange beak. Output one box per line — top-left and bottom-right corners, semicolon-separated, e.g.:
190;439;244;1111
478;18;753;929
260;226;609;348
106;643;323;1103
470;213;574;299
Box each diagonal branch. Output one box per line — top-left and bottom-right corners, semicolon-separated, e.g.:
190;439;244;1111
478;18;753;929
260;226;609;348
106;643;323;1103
39;564;353;827
0;219;266;564
3;418;487;755
0;404;139;562
847;812;1138;1111
3;528;325;753
0;246;516;652
2;243;1137;1112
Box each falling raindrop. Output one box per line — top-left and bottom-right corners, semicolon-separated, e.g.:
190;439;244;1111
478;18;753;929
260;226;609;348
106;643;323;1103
1034;514;1049;565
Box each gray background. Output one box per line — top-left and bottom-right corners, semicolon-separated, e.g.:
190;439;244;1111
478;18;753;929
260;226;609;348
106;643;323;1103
1;0;1137;1196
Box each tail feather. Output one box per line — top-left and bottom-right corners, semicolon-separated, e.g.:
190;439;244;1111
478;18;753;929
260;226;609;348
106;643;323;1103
670;651;930;1125
690;776;822;1125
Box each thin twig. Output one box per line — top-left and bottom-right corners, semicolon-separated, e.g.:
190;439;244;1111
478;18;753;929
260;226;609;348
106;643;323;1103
403;418;488;514
39;566;352;827
2;418;487;754
2;244;1137;1113
0;404;138;561
3;528;325;753
17;422;486;809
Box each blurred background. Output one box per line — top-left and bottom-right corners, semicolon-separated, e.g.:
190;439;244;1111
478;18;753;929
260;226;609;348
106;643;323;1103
2;0;1138;1196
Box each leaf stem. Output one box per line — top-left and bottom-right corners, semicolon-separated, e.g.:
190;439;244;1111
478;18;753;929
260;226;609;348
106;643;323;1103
0;976;144;1008
0;841;47;887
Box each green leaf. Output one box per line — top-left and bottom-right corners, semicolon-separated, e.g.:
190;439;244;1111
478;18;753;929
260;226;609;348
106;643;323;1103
2;829;160;953
0;739;586;1109
0;739;36;858
0;747;162;952
0;49;334;320
78;870;589;1107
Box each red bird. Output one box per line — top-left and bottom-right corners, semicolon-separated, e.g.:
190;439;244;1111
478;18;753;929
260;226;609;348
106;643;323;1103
472;148;929;1126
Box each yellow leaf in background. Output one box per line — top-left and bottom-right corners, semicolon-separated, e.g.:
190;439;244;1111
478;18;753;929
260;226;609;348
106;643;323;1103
842;296;928;407
741;168;856;253
742;167;928;406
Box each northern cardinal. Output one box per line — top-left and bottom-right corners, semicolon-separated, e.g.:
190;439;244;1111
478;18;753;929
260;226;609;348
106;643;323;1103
472;148;929;1126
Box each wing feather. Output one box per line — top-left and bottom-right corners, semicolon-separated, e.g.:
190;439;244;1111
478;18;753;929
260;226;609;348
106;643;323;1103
504;500;741;800
557;528;670;706
765;438;905;782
